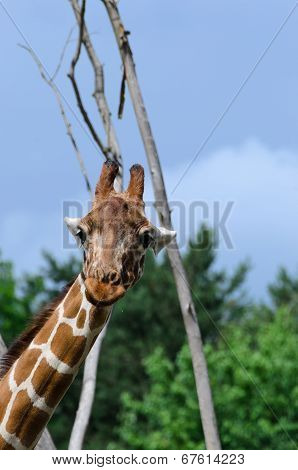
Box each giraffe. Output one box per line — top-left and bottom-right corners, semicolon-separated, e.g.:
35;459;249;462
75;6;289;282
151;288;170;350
0;161;175;450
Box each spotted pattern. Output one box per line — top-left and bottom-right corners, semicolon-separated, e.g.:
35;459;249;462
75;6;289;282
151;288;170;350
0;275;111;450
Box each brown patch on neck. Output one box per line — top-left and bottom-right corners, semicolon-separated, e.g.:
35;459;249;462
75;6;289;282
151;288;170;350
76;309;86;329
34;311;59;345
50;323;87;368
13;349;41;387
0;375;12;424
0;278;77;380
17;406;50;449
6;389;32;435
63;281;82;317
31;358;74;408
89;305;111;331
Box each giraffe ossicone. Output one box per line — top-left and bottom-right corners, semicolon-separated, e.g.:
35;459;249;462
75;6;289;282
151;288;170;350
0;162;176;450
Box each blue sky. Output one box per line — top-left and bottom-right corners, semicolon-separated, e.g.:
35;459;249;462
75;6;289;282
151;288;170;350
0;0;298;300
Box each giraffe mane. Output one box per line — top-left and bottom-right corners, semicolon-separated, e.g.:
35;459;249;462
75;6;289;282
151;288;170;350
0;278;76;380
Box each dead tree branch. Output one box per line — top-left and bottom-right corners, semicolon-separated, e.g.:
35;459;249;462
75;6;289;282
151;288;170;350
19;44;92;199
69;0;123;191
0;333;56;450
51;26;75;82
68;0;110;158
101;0;221;450
118;69;126;119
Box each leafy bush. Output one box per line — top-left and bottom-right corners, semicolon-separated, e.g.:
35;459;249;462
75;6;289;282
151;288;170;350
114;308;298;449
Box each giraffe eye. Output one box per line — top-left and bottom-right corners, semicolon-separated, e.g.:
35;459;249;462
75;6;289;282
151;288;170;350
139;230;153;249
76;228;86;246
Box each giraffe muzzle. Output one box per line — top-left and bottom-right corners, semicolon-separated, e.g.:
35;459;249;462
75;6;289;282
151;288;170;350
84;276;126;306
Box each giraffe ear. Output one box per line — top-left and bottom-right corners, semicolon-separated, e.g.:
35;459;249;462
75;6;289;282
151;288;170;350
64;217;84;247
152;227;176;255
64;217;81;236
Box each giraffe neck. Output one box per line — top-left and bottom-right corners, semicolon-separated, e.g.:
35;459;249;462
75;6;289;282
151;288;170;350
0;274;112;450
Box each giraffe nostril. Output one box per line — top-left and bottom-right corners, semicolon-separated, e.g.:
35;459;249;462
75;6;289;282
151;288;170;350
109;271;121;285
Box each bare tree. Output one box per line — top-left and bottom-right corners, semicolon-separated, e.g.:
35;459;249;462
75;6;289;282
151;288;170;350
101;0;221;449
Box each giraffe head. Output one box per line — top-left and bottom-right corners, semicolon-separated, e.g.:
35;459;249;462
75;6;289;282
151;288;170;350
65;162;176;306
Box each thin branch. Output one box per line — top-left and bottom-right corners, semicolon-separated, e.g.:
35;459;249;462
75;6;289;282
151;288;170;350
0;333;56;450
68;0;110;159
118;69;126;119
19;44;92;198
102;0;221;450
51;26;75;82
69;0;123;192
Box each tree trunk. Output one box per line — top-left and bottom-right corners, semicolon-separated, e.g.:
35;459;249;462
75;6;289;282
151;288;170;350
68;322;108;449
101;0;221;449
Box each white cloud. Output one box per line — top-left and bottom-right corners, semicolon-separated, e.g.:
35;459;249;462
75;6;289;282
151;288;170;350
158;139;298;299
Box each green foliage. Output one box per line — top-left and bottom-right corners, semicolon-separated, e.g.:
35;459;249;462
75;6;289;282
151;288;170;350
268;266;298;311
114;308;298;450
185;226;250;339
0;253;30;344
112;346;203;450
